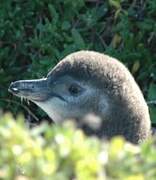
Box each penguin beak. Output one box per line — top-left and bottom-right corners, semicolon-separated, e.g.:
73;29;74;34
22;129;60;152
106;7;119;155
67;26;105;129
8;78;50;102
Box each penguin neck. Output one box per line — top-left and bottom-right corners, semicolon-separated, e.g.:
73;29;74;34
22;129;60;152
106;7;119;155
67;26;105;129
78;106;151;144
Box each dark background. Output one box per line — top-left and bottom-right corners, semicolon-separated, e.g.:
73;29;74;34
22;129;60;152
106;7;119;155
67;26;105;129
0;0;156;124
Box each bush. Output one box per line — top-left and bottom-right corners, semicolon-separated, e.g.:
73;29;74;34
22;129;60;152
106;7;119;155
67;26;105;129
0;113;156;179
0;0;156;123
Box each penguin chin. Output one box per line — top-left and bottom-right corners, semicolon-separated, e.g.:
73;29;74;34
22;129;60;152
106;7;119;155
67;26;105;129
33;98;67;123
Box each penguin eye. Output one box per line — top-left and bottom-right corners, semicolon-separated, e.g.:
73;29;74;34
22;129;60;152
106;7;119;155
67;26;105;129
68;84;81;96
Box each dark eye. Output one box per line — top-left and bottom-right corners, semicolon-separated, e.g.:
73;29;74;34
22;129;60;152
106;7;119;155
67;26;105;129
68;84;81;96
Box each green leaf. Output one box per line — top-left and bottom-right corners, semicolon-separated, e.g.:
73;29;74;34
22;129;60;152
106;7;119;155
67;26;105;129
109;0;121;9
71;28;85;49
148;83;156;100
148;83;156;123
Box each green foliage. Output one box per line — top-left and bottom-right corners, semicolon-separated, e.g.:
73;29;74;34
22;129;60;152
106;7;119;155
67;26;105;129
0;0;156;121
148;83;156;123
0;113;156;179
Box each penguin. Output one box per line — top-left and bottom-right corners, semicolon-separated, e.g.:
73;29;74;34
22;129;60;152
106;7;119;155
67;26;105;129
9;51;151;144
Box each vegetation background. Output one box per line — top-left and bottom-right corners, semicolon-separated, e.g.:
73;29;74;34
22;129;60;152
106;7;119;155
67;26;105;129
0;1;156;179
0;0;156;123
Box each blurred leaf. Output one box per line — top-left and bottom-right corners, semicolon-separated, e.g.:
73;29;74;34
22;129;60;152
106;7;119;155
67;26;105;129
126;174;144;180
131;61;140;74
148;83;156;100
148;83;156;123
109;0;121;9
62;21;71;30
71;28;85;49
112;34;122;48
149;107;156;123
